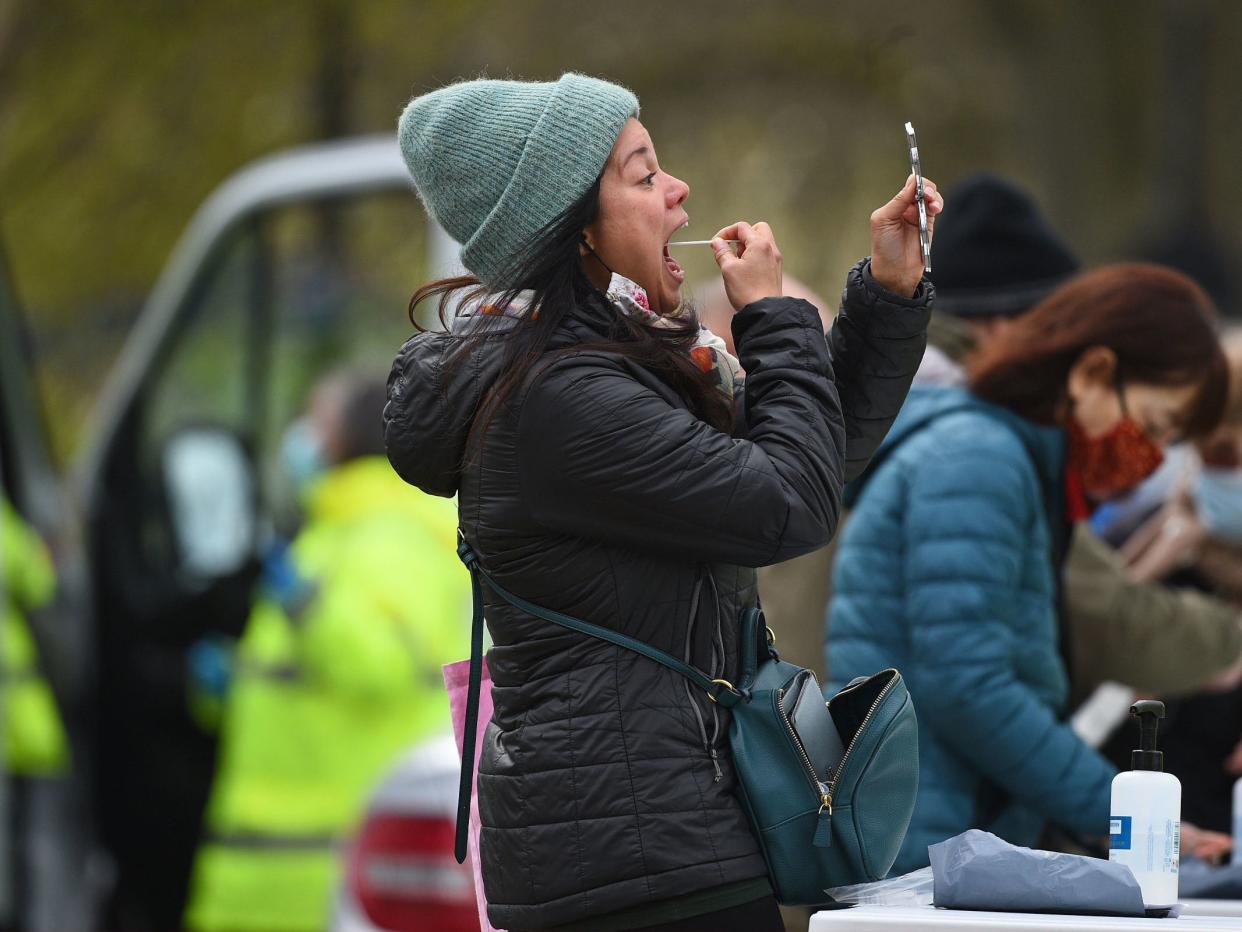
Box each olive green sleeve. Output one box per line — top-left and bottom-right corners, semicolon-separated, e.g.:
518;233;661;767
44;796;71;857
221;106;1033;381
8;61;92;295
1067;524;1242;699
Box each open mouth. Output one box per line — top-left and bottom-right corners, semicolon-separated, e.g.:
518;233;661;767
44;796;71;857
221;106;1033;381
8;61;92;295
662;244;685;284
662;219;688;285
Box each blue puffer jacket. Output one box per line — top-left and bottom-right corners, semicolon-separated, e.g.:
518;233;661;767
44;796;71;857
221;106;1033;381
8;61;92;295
827;386;1115;874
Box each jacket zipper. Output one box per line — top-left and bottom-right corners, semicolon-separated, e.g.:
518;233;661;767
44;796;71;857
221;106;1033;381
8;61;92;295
777;680;835;848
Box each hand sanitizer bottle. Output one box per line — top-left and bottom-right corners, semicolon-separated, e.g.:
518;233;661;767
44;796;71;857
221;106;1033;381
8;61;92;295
1109;700;1181;908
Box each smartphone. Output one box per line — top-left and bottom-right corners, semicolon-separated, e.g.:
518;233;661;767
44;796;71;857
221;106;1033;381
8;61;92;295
905;121;932;275
785;672;846;779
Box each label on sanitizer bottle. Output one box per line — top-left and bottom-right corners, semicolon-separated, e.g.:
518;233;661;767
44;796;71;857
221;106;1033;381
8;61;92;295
1109;815;1132;850
1111;815;1179;874
1164;819;1180;876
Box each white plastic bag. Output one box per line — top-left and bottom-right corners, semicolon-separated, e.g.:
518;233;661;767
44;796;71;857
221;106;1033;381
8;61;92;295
826;867;934;907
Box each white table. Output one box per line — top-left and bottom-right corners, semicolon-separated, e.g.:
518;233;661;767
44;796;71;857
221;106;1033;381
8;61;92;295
809;905;1242;929
1181;900;1242;917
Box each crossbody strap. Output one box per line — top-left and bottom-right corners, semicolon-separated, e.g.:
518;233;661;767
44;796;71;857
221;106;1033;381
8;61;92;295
452;533;742;863
453;538;489;864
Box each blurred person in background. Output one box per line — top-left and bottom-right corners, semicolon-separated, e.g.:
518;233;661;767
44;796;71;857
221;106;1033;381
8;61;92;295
386;73;938;932
705;175;1242;712
184;372;468;932
1;495;68;776
919;176;1242;710
829;263;1229;874
1118;331;1242;595
1;494;70;927
1092;333;1242;838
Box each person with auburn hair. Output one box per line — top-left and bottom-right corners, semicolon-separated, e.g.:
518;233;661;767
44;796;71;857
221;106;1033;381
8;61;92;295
917;177;1242;717
828;263;1228;874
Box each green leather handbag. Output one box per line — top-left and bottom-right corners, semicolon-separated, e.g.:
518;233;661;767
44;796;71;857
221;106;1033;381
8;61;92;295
453;537;919;906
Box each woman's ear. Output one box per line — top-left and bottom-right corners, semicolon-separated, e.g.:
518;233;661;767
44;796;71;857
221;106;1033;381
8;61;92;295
1067;346;1119;403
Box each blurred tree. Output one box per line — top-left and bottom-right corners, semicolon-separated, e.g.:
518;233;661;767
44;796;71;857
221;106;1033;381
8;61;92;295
310;0;353;266
1135;0;1236;309
1;0;1240;463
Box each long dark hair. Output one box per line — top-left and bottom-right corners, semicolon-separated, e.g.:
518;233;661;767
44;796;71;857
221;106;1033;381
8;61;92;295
968;263;1228;438
409;179;734;443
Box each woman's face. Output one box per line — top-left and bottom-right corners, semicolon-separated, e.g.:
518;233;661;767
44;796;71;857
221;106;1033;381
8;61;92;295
1068;346;1199;445
583;118;690;314
1199;338;1242;467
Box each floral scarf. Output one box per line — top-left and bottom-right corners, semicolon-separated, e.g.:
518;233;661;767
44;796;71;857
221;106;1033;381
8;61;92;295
453;274;741;399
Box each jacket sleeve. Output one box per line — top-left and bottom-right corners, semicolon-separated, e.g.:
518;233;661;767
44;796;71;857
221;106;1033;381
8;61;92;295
829;260;933;482
517;295;847;567
901;435;1115;838
1067;525;1242;697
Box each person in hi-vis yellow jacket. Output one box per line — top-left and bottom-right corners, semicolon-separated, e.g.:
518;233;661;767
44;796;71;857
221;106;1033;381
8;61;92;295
1;494;69;776
185;375;469;932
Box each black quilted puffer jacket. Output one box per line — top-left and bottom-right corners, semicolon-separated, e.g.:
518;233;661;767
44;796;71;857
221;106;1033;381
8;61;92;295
384;259;932;930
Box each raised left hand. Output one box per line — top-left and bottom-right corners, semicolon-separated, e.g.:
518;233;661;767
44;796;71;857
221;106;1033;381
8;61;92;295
869;173;944;298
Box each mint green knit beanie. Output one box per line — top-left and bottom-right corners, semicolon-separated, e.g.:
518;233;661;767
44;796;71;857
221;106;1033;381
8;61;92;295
398;73;639;287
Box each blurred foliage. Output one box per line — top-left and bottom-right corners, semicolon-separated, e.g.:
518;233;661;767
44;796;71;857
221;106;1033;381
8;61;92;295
2;0;1241;463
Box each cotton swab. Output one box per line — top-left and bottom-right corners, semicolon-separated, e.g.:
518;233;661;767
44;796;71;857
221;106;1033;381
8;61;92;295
666;239;740;247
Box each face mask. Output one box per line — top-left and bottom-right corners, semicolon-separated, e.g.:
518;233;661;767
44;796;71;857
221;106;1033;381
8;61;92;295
606;272;739;396
280;418;327;490
606;272;652;312
1194;466;1242;543
1067;416;1165;501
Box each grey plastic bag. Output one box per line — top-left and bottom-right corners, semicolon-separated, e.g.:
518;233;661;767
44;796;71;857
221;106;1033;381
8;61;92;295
929;830;1146;917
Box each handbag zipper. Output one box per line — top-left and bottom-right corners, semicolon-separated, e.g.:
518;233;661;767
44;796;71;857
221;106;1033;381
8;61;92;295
777;681;835;848
822;670;900;825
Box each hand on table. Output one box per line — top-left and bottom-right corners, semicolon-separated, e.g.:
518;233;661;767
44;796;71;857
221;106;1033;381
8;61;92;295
1123;498;1207;583
1182;822;1233;865
1224;736;1242;777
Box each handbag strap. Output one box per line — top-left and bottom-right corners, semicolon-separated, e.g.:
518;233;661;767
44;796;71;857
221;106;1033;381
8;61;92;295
452;533;742;863
453;538;489;864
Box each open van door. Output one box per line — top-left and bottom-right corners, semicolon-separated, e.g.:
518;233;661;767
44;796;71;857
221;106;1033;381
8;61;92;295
74;136;446;928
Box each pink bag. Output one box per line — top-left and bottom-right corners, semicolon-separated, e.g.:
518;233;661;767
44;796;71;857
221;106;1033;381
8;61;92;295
444;657;500;932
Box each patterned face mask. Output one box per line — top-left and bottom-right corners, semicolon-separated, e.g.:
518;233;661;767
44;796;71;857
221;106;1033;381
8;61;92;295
452;276;742;400
606;273;741;399
1067;415;1165;501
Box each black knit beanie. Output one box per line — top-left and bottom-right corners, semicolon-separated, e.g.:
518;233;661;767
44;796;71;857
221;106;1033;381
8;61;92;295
930;173;1080;318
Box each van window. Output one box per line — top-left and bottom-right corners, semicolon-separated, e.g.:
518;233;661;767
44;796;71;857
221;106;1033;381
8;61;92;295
138;223;265;580
258;194;427;530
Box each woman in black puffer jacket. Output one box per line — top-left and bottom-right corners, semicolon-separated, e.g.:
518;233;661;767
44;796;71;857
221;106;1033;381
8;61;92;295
385;73;939;932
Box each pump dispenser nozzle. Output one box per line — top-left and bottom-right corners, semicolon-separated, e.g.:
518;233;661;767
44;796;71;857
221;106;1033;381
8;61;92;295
1130;700;1166;772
